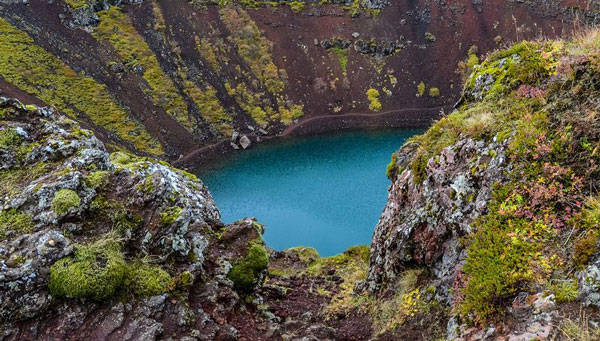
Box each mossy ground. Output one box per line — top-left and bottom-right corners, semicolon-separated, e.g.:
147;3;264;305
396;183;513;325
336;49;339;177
0;18;162;155
219;7;304;127
396;29;600;323
228;241;269;292
0;208;33;241
93;7;193;131
51;189;81;216
49;234;172;301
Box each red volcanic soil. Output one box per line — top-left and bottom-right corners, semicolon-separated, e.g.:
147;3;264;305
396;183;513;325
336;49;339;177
0;0;595;164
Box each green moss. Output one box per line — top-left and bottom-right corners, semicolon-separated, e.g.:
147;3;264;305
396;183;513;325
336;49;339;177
551;280;579;303
125;261;172;297
220;8;303;126
307;245;369;276
64;0;99;10
220;8;285;95
386;153;399;179
138;174;155;194
429;87;440;97
94;7;193;131
83;170;109;190
424;32;436;42
286;246;320;264
0;128;22;149
417;81;426;96
49;238;127;301
331;47;349;74
0;208;34;241
466;41;562;100
228;242;269;292
160;206;182;226
51;189;81;215
109;151;146;169
288;1;305;12
574;230;599;268
366;88;382;112
179;270;194;287
0;18;163;155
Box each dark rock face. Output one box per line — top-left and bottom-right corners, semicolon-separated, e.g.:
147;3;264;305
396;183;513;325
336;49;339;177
0;99;270;340
362;136;511;302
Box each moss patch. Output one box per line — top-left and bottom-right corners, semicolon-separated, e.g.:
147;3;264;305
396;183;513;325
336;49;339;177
51;189;81;215
125;261;172;297
0;18;162;155
366;88;382;112
228;242;269;292
49;238;127;301
0;208;34;241
94;7;193;131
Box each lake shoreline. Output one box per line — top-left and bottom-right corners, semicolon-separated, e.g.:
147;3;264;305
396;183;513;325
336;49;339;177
201;129;424;256
175;106;449;172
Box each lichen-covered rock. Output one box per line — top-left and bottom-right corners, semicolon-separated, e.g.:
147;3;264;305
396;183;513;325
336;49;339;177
362;135;510;302
578;261;600;307
0;99;270;340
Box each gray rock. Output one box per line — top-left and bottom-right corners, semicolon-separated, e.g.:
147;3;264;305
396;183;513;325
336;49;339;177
239;135;251;150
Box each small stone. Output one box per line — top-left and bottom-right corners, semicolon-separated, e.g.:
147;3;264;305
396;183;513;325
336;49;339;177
47;239;56;247
352;32;360;38
239;136;252;150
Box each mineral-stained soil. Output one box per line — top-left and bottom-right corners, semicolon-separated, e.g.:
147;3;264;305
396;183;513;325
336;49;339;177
0;0;597;162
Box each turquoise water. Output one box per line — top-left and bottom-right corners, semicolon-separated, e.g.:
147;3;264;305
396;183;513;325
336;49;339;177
201;129;423;257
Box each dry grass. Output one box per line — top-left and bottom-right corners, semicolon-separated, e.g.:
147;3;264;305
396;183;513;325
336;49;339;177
559;310;600;341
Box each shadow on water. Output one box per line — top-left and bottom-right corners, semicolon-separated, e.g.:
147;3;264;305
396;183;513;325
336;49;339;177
200;129;424;257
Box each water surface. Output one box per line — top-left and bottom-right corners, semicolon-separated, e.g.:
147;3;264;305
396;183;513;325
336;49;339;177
202;129;423;257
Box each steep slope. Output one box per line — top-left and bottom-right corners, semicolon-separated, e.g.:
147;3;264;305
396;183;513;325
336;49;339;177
0;0;598;162
0;99;271;339
5;29;600;339
361;28;600;339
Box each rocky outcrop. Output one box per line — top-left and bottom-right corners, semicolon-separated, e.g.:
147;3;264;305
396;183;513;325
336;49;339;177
0;98;270;340
362;136;510;301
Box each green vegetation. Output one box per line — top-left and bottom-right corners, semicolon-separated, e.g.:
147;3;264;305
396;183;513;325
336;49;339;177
0;18;162;155
560;312;600;341
51;189;81;216
220;8;285;95
195;36;220;70
331;47;349;74
466;41;562;100
64;0;99;10
0;128;22;149
125;261;172;297
366;88;382;112
49;237;127;301
417;81;426;97
424;32;436;42
386;153;398;179
429;87;440;97
551;280;579;303
228;241;269;292
160;206;182;225
288;1;305;12
83;171;110;190
50;235;171;300
0;208;34;241
220;8;304;126
94;7;193;131
399;32;600;322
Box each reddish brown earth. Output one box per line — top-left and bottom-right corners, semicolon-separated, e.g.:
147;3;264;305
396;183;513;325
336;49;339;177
0;0;596;164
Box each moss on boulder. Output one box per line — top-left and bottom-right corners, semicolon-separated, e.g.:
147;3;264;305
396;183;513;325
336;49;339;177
51;189;81;216
228;242;269;293
49;239;127;301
